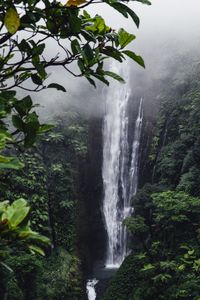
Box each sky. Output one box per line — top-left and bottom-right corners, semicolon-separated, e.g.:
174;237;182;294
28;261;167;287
33;0;200;120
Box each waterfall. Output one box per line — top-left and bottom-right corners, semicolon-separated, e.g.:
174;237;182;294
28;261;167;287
102;80;143;268
86;279;99;300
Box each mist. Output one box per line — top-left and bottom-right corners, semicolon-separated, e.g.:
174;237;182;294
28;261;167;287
32;0;200;121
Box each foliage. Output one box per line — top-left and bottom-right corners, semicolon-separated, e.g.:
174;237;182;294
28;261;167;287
149;61;200;195
0;90;53;169
0;0;150;168
0;0;149;91
36;248;82;300
0;114;88;299
0;198;50;299
104;188;200;300
0;198;50;257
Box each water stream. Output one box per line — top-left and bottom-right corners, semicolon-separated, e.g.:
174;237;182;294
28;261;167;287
86;279;99;300
102;84;143;268
87;78;143;300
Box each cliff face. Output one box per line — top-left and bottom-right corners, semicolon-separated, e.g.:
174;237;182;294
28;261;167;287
78;117;107;277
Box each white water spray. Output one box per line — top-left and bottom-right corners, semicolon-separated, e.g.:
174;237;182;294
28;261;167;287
86;279;99;300
102;79;143;268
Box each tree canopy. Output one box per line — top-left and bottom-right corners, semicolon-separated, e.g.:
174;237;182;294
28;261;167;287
0;0;151;170
0;0;150;91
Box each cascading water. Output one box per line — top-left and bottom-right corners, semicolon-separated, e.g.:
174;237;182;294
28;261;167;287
102;79;143;268
86;279;99;300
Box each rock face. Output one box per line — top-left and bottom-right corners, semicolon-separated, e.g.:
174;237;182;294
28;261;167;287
78;117;107;277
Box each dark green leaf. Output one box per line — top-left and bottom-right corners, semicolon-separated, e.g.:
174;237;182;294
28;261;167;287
47;83;66;92
31;73;43;85
103;71;125;83
12;115;24;131
102;46;124;62
123;50;145;67
14;95;33;117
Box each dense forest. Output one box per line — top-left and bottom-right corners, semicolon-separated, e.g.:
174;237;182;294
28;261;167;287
1;1;200;300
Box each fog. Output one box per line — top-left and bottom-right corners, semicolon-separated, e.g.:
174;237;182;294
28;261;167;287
32;0;200;121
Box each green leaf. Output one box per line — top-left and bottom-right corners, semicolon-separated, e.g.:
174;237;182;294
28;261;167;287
102;46;124;62
0;262;13;273
31;73;43;85
8;206;30;228
28;245;45;256
83;10;91;19
0;156;24;169
103;71;125;83
14;96;33;117
32;58;46;78
86;76;96;87
71;39;81;55
109;2;140;28
83;44;94;62
38;124;54;133
32;43;45;56
11;198;27;209
92;74;109;86
140;263;155;272
12;115;24;131
133;0;151;5
47;83;66;92
108;2;128;18
81;30;96;43
4;7;20;34
125;5;140;27
118;28;136;49
123;50;145;68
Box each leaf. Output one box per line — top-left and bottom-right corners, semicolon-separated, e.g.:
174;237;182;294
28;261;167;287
31;73;43;85
140;263;155;272
12;115;24;131
28;245;45;256
66;0;87;7
47;83;66;92
71;39;81;55
14;96;33;117
108;2;128;18
103;71;125;83
9;206;30;228
81;30;96;43
32;44;45;56
0;262;13;273
0;156;24;169
134;0;151;5
125;5;140;27
92;74;109;86
28;232;50;244
118;28;136;49
38;124;54;133
4;7;20;34
11;198;27;209
123;50;145;68
83;10;91;19
86;76;96;87
83;44;94;61
101;46;124;62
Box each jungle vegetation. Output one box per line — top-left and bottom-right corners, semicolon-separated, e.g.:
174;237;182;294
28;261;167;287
0;0;150;299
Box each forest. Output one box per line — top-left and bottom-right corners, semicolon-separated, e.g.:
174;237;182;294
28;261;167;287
0;0;200;300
